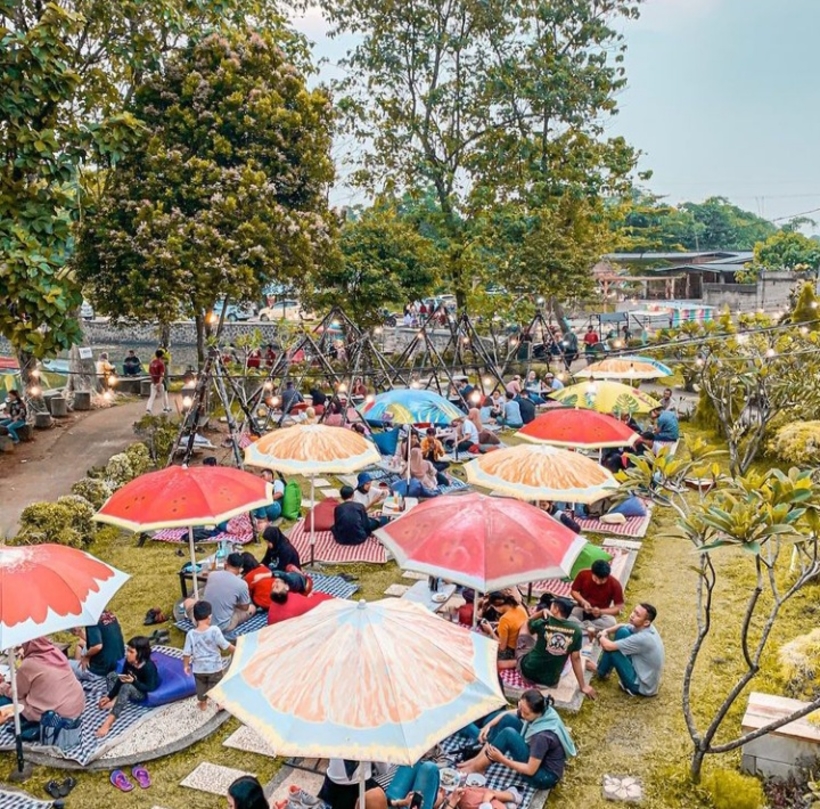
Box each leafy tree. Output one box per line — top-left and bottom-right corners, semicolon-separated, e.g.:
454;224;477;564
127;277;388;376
75;29;337;364
788;281;820;331
0;0;276;383
610;193;778;254
313;202;438;326
751;230;820;277
321;0;643;311
680;197;777;251
619;449;820;782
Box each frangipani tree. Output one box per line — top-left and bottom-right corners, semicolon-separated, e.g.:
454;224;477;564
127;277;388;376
619;445;820;781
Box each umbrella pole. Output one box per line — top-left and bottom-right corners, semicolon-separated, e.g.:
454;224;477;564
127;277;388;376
406;426;411;483
188;526;199;600
8;649;25;777
310;476;316;566
358;767;366;809
472;591;480;628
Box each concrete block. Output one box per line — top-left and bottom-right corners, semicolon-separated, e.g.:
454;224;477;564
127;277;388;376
48;395;67;417
34;413;53;429
73;391;92;410
140;378;153;397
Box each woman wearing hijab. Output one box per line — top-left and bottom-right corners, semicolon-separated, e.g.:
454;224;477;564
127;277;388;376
0;638;85;731
524;371;546;405
404;447;446;489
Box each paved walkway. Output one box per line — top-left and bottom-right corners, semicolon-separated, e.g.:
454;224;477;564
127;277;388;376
0;399;156;537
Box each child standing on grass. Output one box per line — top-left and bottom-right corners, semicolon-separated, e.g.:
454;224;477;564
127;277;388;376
183;600;235;711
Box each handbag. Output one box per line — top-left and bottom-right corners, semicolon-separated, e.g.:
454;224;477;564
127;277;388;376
40;710;83;752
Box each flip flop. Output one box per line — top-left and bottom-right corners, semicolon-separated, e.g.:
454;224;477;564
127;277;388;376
132;764;151;789
58;777;77;797
44;781;62;800
110;769;134;792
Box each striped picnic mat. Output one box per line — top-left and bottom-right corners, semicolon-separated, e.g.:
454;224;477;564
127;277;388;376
288;519;388;564
152;513;255;545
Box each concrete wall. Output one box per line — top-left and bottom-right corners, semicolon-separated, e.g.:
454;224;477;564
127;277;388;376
703;271;811;312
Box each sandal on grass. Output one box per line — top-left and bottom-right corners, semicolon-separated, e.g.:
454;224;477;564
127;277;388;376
58;777;76;797
44;781;62;800
110;769;134;792
132;764;151;788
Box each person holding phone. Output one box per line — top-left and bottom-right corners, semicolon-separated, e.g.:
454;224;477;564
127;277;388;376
96;636;160;737
456;690;575;790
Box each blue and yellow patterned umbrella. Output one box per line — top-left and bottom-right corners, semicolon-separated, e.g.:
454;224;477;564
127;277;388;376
358;388;464;426
209;598;506;764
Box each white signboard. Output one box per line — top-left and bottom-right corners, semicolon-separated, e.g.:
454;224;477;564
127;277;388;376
78;347;93;360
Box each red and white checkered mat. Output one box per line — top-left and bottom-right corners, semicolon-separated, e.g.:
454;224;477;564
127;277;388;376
288;518;388;564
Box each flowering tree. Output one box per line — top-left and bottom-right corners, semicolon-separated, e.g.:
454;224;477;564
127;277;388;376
75;28;337;364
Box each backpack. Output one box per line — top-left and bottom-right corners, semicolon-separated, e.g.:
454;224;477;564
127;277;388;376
281;479;302;521
40;710;82;752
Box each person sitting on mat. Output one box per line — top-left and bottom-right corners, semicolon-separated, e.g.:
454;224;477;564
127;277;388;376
457;690;575;790
319;760;393;809
184;553;256;633
251;469;285;525
515;597;596;701
96;636;160;737
0;638;85;736
353;471;390;510
478;592;529;670
332;486;387;546
261;525;302;572
403;446;448;489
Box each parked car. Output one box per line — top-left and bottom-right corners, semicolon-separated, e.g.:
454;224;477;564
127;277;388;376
80;300;95;320
213;301;256;322
257;300;304;321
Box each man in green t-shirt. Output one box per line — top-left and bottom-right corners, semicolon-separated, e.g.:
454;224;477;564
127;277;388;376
516;598;596;700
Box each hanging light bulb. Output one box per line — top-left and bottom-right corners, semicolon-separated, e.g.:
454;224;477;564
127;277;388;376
108;374;118;387
374;326;383;335
28;385;41;397
483;376;492;387
410;381;420;389
182;395;193;409
765;348;776;358
272;396;280;407
736;334;748;344
365;394;375;404
30;369;40;380
469;390;482;404
263;380;273;390
337;383;347;393
800;326;809;335
103;390;113;401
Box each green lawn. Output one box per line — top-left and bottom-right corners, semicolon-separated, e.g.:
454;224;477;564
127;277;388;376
10;425;815;808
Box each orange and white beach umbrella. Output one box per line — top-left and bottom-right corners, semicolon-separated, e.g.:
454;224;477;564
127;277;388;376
575;358;664;380
464;444;618;504
210;598;506;764
245;423;380;476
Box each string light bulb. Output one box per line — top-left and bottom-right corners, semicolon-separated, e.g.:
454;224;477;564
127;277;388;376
108;374;118;387
182;395;193;408
28;385;41;397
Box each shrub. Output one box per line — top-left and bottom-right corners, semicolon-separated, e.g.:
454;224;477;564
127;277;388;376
104;452;135;487
768;422;820;467
702;769;766;809
134;413;178;465
124;442;151;477
779;628;820;701
15;495;97;547
70;477;113;509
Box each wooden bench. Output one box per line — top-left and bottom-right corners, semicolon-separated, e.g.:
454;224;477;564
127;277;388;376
741;691;820;778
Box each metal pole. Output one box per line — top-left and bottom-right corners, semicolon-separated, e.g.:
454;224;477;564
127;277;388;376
310;476;316;566
188;526;200;600
9;649;24;774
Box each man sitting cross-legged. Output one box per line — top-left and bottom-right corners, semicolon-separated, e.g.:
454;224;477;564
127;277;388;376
570;559;624;641
183;553;256;633
515;597;596;701
587;602;665;697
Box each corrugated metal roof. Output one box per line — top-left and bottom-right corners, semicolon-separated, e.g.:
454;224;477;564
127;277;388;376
649;263;747;275
604;251;744;262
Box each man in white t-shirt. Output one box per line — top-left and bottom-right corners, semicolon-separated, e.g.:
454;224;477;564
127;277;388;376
253;469;285;523
446;416;479;453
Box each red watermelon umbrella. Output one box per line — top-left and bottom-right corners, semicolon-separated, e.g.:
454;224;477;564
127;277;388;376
0;544;129;774
518;408;639;450
374;492;586;593
94;465;273;597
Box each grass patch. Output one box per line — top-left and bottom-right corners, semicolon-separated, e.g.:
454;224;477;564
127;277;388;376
7;426;816;808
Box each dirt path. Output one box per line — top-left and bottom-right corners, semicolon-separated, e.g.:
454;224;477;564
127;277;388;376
0;398;166;537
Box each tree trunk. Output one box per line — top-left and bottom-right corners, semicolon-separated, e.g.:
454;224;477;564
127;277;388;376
159;322;171;350
195;314;207;369
690;747;706;783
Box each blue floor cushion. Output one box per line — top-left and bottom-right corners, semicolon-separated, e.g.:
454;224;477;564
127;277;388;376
608;496;647;518
117;649;196;707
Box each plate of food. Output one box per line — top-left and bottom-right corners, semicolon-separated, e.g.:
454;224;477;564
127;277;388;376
440;768;460;789
465;774;486;788
431;593;449;603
